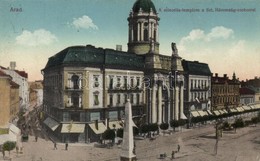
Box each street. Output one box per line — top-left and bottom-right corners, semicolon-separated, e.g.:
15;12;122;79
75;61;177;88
1;122;259;161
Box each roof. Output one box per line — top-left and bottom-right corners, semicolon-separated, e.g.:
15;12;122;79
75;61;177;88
239;87;255;95
43;45;145;71
212;76;240;85
0;70;9;77
132;0;157;13
10;81;19;88
15;70;28;79
182;60;211;76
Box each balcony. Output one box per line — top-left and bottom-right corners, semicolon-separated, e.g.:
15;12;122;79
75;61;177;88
190;86;210;91
108;85;143;93
65;86;83;92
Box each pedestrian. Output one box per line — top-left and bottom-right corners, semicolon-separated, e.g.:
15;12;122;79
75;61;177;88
65;143;68;150
35;136;38;142
54;142;57;150
2;150;5;158
171;151;175;159
177;144;180;152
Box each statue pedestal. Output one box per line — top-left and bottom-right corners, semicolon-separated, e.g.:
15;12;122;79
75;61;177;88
120;156;137;161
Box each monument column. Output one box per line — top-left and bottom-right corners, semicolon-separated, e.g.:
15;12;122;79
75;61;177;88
158;82;162;124
152;81;157;123
120;99;137;161
175;86;179;120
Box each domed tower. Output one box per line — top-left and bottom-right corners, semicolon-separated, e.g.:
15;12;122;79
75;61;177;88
127;0;160;55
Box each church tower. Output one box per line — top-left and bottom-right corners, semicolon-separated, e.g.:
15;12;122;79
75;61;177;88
127;0;160;55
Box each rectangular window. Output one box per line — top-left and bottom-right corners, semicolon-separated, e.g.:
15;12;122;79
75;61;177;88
136;93;140;105
93;75;99;88
137;77;140;88
125;94;128;103
109;95;113;106
130;77;134;88
109;76;113;89
117;94;121;104
63;112;69;121
117;77;121;88
130;94;134;104
94;94;99;105
124;77;127;89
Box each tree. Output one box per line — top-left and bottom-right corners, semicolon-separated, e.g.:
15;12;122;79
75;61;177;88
160;122;169;131
116;128;123;138
178;119;186;131
133;127;139;136
2;141;16;156
232;118;245;133
170;120;179;132
102;129;115;143
251;117;259;126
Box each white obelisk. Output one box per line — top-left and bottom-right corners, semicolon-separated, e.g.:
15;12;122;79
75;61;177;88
120;99;136;161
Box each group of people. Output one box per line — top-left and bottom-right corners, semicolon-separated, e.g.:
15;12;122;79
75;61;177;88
171;144;181;160
53;142;68;150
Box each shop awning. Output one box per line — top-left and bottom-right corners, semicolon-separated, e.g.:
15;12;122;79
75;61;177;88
213;110;220;116
236;107;244;112
197;110;206;117
191;111;200;117
89;122;107;134
230;108;238;113
207;110;213;115
218;110;225;115
61;123;85;133
43;117;59;131
109;121;123;129
223;109;228;114
242;106;251;111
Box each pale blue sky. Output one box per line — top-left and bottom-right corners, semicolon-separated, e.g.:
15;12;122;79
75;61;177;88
0;0;259;81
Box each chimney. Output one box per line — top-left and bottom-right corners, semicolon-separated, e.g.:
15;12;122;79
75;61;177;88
116;45;122;51
10;61;16;70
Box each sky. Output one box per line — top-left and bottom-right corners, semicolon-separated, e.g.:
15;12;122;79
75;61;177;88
0;0;259;81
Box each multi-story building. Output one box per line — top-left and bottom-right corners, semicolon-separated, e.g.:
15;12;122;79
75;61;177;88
239;87;255;105
0;62;29;110
241;77;260;104
211;73;240;110
0;70;19;127
29;81;43;108
182;60;212;114
42;0;187;143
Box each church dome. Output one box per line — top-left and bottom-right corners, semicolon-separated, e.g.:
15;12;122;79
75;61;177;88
132;0;157;13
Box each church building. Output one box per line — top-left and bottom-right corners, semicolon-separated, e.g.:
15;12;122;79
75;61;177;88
42;0;186;143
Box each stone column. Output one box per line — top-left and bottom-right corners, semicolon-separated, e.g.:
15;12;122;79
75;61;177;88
172;89;175;121
158;83;162;124
180;85;186;119
151;23;154;40
120;99;136;161
140;22;144;41
175;87;179;120
137;23;140;41
152;83;157;123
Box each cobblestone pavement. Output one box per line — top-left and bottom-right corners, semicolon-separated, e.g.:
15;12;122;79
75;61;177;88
1;122;260;161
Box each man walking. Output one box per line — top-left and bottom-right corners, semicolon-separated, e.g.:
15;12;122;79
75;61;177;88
54;142;57;150
177;144;180;152
65;143;68;150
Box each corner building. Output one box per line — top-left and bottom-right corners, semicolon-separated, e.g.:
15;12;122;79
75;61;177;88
42;0;186;143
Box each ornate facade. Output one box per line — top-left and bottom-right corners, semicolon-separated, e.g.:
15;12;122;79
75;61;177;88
42;0;186;143
211;73;240;110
